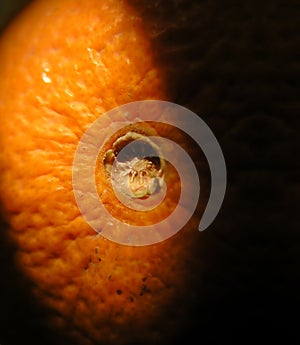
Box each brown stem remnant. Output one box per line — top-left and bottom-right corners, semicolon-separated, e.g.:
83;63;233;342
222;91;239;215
103;132;165;199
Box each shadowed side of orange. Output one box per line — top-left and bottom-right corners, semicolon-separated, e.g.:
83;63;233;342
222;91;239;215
0;0;203;344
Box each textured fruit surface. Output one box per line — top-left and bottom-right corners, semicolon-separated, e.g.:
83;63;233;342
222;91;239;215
0;1;205;344
1;0;299;345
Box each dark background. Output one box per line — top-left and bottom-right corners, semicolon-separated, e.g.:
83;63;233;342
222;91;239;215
0;0;299;344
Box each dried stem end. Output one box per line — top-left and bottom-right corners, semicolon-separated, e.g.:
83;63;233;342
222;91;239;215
103;132;165;199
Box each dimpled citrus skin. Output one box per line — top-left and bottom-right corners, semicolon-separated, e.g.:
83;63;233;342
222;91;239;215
0;0;203;344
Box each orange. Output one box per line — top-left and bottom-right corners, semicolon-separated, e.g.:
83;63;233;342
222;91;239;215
0;1;206;344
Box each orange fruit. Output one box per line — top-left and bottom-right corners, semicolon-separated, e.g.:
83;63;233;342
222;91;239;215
0;0;207;344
